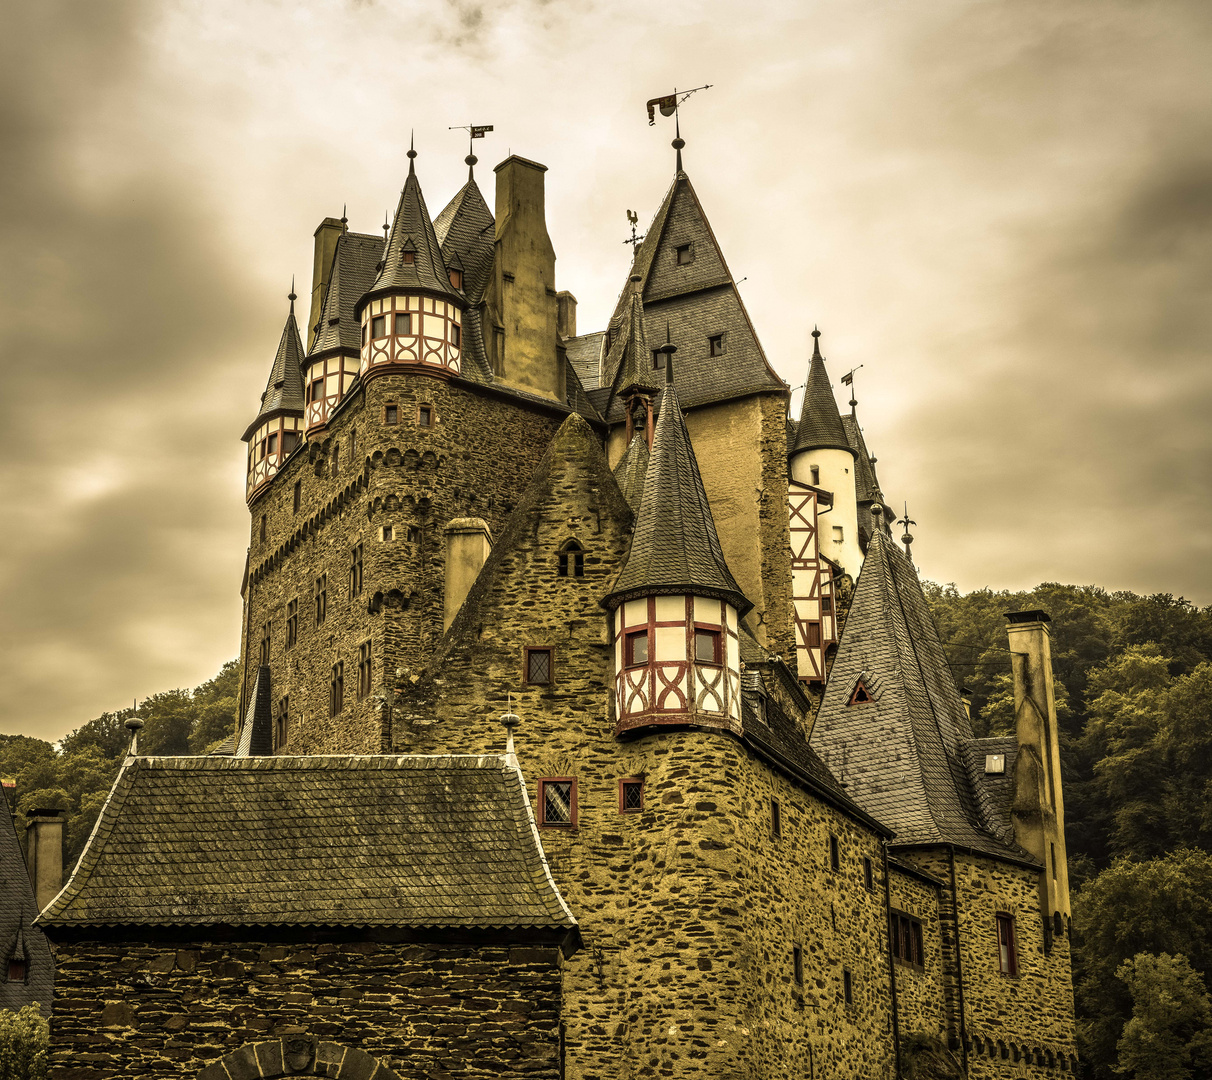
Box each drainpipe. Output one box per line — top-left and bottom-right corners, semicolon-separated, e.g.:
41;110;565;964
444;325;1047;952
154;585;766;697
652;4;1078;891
948;846;969;1075
882;842;902;1078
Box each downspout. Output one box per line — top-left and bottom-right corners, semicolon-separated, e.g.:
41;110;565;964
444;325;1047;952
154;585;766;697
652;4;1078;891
948;845;969;1075
882;842;902;1078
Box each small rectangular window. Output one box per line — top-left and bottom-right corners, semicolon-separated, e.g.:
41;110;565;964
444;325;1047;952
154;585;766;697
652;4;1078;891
418;405;433;427
829;835;840;872
372;315;386;338
863;856;874;890
293;480;301;513
275;695;289;750
286;598;298;648
526;647;553;686
267;432;278;455
407;525;421;543
357;641;372;700
771;797;781;838
451;323;461;348
282;431;300;454
315;573;327;625
806;621;822;648
384;404;398;424
449;269;463;289
382;525;393;542
626;629;649;666
821;595;833;614
809;465;820;485
619;778;644;813
843;969;853;1004
694;628;721;664
310;378;324;403
793;945;804;986
7;960;26;983
708;334;725;357
832;525;844;542
676;243;692;265
395;312;411;335
329;660;344;717
891;911;925;967
260;514;267;542
652;349;666;370
402;251;415;265
539;778;576;827
996;913;1018;976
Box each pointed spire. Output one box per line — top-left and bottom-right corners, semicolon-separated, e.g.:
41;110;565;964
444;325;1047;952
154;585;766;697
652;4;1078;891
408;130;416;173
673;110;685;174
792;328;854;457
607;275;660;400
604;367;751;616
288;277;296;311
361;149;462;310
243;299;306;439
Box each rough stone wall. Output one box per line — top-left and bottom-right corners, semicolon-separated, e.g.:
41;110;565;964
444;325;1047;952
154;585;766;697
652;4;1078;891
391;421;895;1079
888;866;948;1045
47;936;563;1080
903;848;1079;1075
240;372;563;754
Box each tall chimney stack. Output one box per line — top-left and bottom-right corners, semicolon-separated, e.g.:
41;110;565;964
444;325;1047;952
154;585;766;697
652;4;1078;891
1005;610;1071;945
444;518;493;631
25;808;64;912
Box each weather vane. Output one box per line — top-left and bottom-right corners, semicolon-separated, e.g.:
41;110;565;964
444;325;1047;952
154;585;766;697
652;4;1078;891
448;124;493;175
841;364;863;415
645;84;713;172
623;209;645;252
898;503;917;562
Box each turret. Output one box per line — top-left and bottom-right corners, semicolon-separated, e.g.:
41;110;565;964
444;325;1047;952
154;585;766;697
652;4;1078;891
789;329;861;576
603;360;750;736
355;144;466;384
243;291;306;502
604;275;662;448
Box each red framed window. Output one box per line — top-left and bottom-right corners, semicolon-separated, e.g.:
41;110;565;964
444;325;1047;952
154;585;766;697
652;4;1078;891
619;778;644;813
371;315;386;338
395;312;412;334
539;778;576;827
626;629;649;667
694;627;721;664
996;913;1018;975
525;647;554;686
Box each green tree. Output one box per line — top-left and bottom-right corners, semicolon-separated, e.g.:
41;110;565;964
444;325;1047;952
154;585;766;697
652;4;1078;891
1114;953;1212;1080
0;1005;48;1080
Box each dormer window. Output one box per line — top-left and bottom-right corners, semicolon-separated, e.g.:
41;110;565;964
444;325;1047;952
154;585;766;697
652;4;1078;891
652;349;665;370
402;251;415;265
449;269;463;289
848;680;873;706
676;243;693;266
371;315;386;338
709;334;726;357
7;958;26;983
395;312;412;335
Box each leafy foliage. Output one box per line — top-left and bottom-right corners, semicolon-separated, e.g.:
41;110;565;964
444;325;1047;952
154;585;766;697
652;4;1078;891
0;1006;48;1080
1114;953;1212;1080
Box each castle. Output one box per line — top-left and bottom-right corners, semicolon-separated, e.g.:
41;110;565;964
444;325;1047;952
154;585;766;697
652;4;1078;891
37;136;1079;1079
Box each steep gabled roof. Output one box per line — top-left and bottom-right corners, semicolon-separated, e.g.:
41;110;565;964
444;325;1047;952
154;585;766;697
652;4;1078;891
601;171;785;419
309;231;384;356
37;755;577;931
243;301;305;440
604;371;751;616
0;792;53;1013
361;153;462;310
612;431;650;513
434;176;495;306
810;531;1032;861
792;332;852;456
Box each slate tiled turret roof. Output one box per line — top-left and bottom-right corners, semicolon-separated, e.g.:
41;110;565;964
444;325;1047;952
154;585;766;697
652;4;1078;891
811;531;1033;862
1;793;53;1014
598;171;785;415
792;332;853;456
612;431;650;513
604;369;751;616
309;231;384;356
244;302;305;440
37;755;577;931
361;152;463;312
604;276;661;406
433;174;496;384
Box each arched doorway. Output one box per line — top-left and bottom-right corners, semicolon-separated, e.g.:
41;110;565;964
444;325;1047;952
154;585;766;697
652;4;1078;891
199;1037;399;1080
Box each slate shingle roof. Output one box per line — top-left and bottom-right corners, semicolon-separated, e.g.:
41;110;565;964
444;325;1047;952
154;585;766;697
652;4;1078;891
37;755;577;930
244;304;305;440
234;665;273;757
603;278;661;406
612;431;649;513
309;231;383;356
564;331;605;390
959;737;1019;845
810;531;1034;862
0;794;53;1014
362;158;463;311
600;172;785;420
792;336;851;455
604;373;750;616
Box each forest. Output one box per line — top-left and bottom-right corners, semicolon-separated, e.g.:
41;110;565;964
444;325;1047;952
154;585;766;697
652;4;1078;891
2;584;1211;1077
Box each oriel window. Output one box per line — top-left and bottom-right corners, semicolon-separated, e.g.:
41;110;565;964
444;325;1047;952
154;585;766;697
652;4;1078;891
310;378;324;403
539;778;576;827
526;647;553;686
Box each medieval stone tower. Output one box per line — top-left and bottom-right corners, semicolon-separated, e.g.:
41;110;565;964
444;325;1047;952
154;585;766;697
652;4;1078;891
229;137;1079;1078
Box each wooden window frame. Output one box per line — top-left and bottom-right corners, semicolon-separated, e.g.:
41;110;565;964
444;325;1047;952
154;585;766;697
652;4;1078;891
806;620;822;648
417;404;433;428
395;311;412;335
384;403;399;425
524;646;555;687
891;910;925;968
693;625;722;666
848;680;873;706
619;777;644;813
7;959;27;984
402;251;415;266
625;628;649;668
996;913;1019;976
451;323;461;348
449;269;463;289
538;777;577;828
371;314;387;339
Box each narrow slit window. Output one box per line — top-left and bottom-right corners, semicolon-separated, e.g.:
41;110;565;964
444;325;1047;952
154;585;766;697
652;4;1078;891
275;695;289;750
793;945;804;986
620;778;644;813
996;913;1018;976
357;641;372;699
286;599;298;648
293;480;301;513
843;969;853;1004
329;660;344;717
451;323;461;348
829;835;840;872
526;647;553;686
771;797;782;838
863;856;874;891
626;629;649;667
539;779;575;827
315;573;327;625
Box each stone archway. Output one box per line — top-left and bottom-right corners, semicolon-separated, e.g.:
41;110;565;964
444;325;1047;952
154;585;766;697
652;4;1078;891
199;1036;400;1080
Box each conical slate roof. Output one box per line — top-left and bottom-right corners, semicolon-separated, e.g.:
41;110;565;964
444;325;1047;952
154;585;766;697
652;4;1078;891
792;332;853;456
309;231;385;357
604;369;750;616
244;301;305;440
612;431;650;513
604;276;660;405
810;530;1031;861
361;152;463;311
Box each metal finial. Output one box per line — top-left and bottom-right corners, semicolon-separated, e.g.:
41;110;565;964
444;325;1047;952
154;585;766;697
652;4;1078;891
465;153;477;179
898;502;917;559
341;204;348;229
288;276;296;308
811;326;822;360
383;210;390;241
407;130;416;164
659;322;677;384
124;708;144;755
673;104;684;172
840;363;863;416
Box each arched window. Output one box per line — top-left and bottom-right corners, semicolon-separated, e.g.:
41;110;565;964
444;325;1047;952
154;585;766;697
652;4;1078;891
557;540;584;578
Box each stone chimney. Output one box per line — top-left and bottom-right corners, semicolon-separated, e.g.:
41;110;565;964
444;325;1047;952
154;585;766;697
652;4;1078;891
557;291;577;339
488;156;563;401
25;808;64;912
308;216;345;352
444;518;492;631
1005;610;1071;942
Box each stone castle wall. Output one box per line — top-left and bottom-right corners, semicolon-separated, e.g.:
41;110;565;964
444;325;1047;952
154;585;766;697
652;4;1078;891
47;935;564;1080
240;371;564;754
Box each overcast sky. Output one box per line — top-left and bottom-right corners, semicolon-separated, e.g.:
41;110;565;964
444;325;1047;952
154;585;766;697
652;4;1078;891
3;0;1210;743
